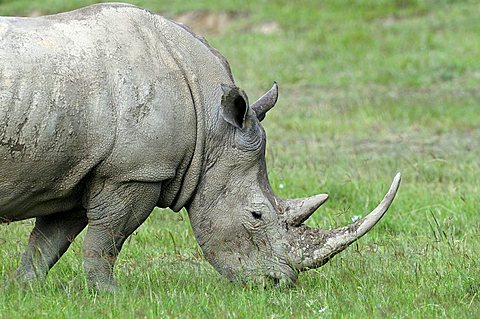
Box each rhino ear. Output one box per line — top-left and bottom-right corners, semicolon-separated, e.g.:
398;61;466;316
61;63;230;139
220;84;248;129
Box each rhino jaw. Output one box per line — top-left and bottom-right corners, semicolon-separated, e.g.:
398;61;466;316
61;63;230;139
285;173;401;271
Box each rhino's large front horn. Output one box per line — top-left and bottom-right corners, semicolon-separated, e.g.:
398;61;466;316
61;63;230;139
252;82;278;121
285;173;401;271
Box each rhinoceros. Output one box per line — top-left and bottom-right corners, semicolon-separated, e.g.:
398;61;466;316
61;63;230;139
0;3;401;290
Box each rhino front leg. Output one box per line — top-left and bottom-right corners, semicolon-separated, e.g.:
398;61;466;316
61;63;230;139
83;181;161;292
16;209;87;284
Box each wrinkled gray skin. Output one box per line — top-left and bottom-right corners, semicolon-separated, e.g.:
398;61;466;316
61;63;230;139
0;3;401;291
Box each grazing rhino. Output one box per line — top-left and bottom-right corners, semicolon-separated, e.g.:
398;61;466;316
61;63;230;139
0;3;401;290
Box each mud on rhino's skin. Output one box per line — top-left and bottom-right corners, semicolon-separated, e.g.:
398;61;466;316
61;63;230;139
0;3;401;290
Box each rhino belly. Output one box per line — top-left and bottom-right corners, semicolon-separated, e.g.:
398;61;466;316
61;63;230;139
0;158;87;222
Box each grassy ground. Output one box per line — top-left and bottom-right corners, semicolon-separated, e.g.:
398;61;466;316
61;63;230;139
1;0;479;318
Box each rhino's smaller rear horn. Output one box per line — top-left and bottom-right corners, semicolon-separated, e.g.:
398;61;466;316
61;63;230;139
283;194;329;226
252;82;278;121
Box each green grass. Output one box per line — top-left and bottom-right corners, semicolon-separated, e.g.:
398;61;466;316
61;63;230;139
1;0;480;318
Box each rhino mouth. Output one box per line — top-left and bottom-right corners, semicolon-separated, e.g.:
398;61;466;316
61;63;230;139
214;255;297;287
236;264;297;288
266;265;297;287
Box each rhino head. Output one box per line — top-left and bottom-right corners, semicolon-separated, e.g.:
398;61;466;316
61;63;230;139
186;83;401;285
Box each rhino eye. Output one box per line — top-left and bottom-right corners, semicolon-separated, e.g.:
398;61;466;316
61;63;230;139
251;211;262;220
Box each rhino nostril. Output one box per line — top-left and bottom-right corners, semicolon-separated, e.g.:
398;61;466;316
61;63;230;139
251;211;262;220
271;277;280;286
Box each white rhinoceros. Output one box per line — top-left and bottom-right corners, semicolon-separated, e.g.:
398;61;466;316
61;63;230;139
0;3;400;290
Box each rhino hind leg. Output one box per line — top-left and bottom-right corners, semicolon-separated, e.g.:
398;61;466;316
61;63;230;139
15;209;88;284
82;181;161;291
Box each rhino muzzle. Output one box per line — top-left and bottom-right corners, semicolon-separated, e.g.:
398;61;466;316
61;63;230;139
282;173;401;272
